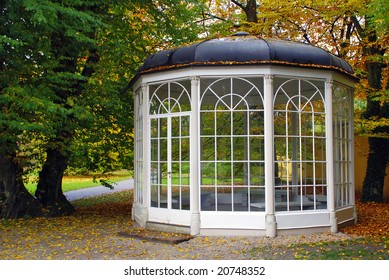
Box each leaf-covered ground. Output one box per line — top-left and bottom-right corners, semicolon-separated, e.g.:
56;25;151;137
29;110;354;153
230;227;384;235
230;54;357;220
0;191;388;260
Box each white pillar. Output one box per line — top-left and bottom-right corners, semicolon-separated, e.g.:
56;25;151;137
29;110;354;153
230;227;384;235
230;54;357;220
349;90;357;224
140;83;150;226
264;75;277;237
325;79;337;233
190;76;201;235
132;91;139;221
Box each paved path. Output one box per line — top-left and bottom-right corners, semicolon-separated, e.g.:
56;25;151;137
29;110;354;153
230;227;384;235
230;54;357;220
64;179;134;201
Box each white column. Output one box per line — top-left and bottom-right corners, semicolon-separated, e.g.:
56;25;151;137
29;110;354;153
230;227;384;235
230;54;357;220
132;91;139;221
349;90;357;224
325;79;337;233
264;75;277;237
190;76;201;235
140;83;150;226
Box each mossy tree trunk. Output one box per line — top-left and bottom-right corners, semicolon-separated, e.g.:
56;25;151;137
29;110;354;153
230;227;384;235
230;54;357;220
0;151;43;218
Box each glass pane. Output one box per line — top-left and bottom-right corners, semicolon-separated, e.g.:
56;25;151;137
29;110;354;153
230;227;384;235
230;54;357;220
250;187;265;210
249;111;264;135
150;185;158;207
216;111;231;135
171;117;180;137
314;114;326;136
160;162;168;185
274;137;286;162
150;163;159;184
170;99;180;113
160;185;168;208
171;186;180;209
217;137;231;160
287;136;299;161
181;116;190;136
250;163;265;186
201;112;215;135
151;118;159;138
315;138;326;161
234;187;248;211
301;112;313;136
181;163;190;185
250;137;264;161
302;162;314;185
201;162;215;185
232;94;245;109
217;187;232;211
151;139;159;161
181;186;190;210
301;137;313;161
274;111;286;136
201;137;215;161
159;101;169;114
315;162;326;185
233;162;246;186
149;98;159;115
160;138;168;161
181;138;190;161
201;186;215;211
233;137;246;161
217;162;231;185
287;111;299;136
171;163;180;185
171;138;180;161
160;118;167;137
233;111;246;135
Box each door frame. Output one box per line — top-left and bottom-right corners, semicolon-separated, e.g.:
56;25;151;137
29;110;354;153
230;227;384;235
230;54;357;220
148;112;192;225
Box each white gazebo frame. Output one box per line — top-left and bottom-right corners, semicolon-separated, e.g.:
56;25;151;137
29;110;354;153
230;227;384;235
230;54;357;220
132;65;356;237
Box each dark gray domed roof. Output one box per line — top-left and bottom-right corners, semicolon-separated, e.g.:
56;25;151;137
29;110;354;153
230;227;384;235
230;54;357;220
134;33;354;80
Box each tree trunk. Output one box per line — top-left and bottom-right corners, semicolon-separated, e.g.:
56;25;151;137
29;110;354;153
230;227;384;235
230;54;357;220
232;0;258;23
0;152;43;218
361;137;389;202
244;0;258;23
35;147;75;216
359;16;389;202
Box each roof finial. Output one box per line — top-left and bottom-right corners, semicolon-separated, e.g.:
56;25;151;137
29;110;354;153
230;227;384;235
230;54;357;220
233;31;250;36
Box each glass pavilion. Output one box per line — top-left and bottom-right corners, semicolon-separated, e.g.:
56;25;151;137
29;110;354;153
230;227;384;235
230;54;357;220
130;33;357;237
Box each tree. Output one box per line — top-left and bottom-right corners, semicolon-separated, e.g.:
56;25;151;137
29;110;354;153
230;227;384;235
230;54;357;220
67;0;205;175
206;0;389;202
359;1;389;202
1;0;206;218
1;0;54;218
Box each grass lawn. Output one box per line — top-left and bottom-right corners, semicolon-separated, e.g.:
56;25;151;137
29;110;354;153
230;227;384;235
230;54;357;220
25;170;132;194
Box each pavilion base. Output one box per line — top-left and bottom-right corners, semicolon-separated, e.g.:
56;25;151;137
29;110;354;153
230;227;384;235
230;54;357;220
134;207;357;237
146;221;191;235
140;222;354;237
141;223;338;236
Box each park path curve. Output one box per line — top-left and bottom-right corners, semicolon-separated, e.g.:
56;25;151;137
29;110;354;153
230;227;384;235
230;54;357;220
64;179;134;201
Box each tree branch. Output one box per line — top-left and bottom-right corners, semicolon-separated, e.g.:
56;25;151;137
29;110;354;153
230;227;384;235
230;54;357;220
231;0;245;11
351;15;365;39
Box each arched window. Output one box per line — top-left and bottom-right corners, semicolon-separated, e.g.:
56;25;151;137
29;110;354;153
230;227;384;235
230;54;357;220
149;81;191;115
200;77;265;211
148;80;191;210
273;78;327;211
333;83;353;208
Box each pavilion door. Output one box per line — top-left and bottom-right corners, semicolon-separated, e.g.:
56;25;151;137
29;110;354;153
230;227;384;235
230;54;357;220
149;113;191;225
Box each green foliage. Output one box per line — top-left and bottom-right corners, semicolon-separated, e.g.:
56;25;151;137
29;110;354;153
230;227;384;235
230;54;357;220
369;0;389;33
2;0;207;182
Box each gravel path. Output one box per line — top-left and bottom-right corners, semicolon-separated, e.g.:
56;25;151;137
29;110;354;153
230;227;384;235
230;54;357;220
115;231;354;260
64;179;134;201
62;184;356;260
